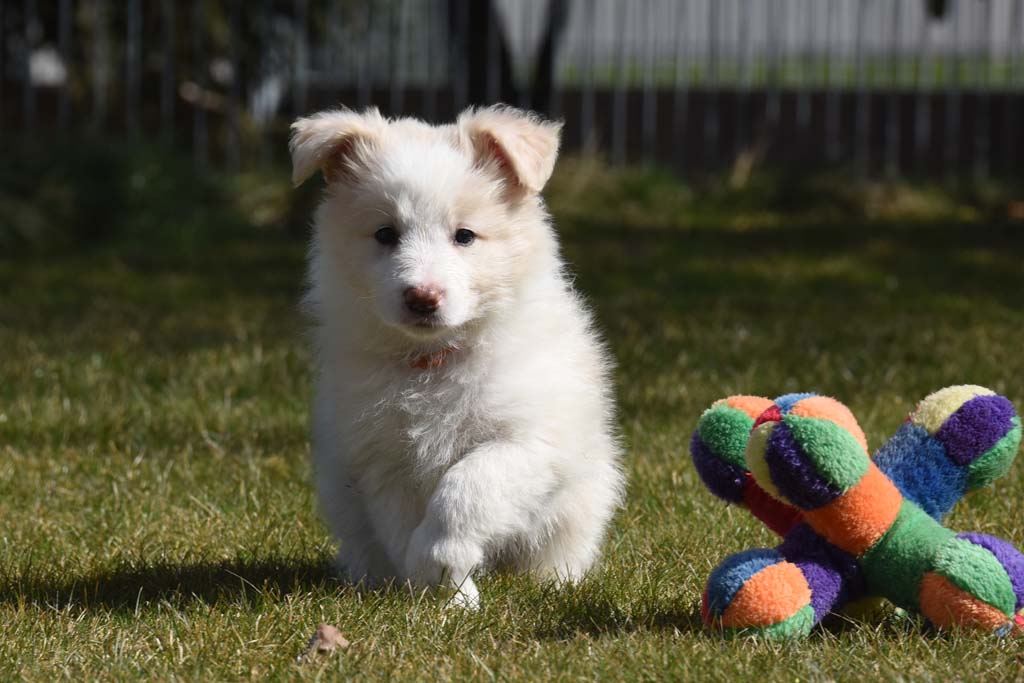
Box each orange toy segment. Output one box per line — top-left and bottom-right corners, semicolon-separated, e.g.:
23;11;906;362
788;395;869;453
724;396;776;421
803;464;902;556
919;573;1013;631
721;561;812;628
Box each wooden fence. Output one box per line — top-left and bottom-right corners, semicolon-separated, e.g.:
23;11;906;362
3;0;1022;177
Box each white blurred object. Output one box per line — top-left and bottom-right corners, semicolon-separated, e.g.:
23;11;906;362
30;46;67;87
209;57;235;86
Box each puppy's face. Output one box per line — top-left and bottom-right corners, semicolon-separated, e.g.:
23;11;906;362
291;107;562;342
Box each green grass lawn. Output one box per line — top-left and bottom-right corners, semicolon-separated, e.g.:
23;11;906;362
1;150;1023;681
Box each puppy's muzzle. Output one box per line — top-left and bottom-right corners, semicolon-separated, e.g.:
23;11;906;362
404;285;445;315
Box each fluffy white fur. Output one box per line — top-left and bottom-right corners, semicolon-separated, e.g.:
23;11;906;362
291;105;624;608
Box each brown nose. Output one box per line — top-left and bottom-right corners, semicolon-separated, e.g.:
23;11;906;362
403;285;444;315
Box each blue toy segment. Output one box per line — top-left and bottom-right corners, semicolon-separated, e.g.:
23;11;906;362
874;422;967;521
704;548;785;618
774;393;818;415
778;523;866;622
764;423;843;510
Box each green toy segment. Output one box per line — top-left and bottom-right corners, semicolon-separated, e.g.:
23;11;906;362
783;414;869;492
860;500;955;610
932;537;1017;615
756;604;816;640
698;404;756;469
966;418;1022;491
725;604;816;641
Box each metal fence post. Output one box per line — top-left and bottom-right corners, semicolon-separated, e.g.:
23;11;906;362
58;0;73;132
126;0;142;137
161;0;176;143
23;0;37;134
192;0;208;169
612;0;630;165
672;0;690;172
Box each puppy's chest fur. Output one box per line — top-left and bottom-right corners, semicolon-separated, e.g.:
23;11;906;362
346;364;501;493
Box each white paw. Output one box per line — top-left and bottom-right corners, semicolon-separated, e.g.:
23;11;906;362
405;521;483;609
445;575;480;611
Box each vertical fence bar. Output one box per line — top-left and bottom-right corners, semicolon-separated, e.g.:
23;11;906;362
126;0;141;136
765;0;782;131
825;0;840;162
1007;0;1023;174
974;0;993;180
611;0;629;164
193;0;207;169
58;0;72;131
641;0;658;164
854;0;871;176
945;0;962;181
705;0;719;168
885;0;901;177
259;0;273;162
914;0;932;177
672;0;689;170
294;0;309;116
453;0;469;112
328;0;341;87
358;1;372;109
516;0;529;110
424;0;438;121
486;1;500;103
550;0;565;120
92;0;109;131
580;0;596;149
796;0;813;135
227;0;241;171
735;0;750;160
23;0;37;134
391;0;408;114
161;0;175;143
0;2;5;131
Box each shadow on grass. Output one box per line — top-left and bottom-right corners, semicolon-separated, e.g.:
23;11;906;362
530;602;705;641
0;555;339;612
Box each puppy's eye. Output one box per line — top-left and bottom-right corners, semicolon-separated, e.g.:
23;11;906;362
374;226;399;246
454;228;476;246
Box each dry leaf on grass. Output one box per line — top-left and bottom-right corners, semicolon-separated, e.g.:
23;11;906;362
298;623;350;662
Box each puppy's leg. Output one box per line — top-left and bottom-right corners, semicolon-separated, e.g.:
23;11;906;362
404;442;558;608
318;476;398;587
525;462;622;583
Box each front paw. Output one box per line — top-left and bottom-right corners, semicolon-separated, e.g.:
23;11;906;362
405;522;483;609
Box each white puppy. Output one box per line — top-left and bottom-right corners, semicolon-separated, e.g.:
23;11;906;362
290;105;624;607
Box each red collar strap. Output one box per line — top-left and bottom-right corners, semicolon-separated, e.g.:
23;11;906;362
408;346;456;370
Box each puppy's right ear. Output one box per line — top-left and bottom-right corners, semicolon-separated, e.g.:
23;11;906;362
289;108;385;186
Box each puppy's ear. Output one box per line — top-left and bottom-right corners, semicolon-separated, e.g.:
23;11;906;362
459;106;562;196
289;108;385;186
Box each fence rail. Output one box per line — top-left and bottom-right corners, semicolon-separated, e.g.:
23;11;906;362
4;0;1023;177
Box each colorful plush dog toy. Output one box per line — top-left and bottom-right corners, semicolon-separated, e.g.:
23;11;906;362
690;385;1023;638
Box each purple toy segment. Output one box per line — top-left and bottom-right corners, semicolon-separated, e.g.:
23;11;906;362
764;423;844;510
779;523;865;622
690;432;747;504
958;532;1024;611
935;395;1016;466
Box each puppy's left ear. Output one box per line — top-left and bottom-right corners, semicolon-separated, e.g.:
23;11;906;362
459;106;562;196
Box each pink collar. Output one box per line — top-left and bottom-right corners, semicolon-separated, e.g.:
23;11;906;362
408;346;456;370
